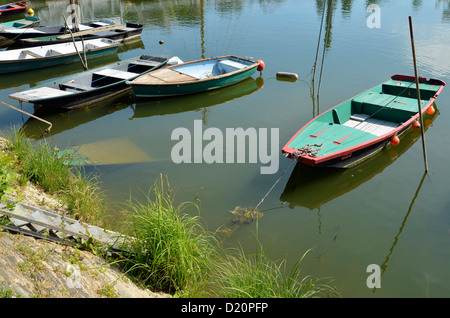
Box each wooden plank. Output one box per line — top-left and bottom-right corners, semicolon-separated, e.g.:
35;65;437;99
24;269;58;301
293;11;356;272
10;87;73;102
56;24;126;39
93;68;136;80
133;68;196;85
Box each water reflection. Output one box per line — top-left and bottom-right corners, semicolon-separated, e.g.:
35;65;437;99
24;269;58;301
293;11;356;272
372;170;427;293
19;91;133;140
280;106;439;210
131;76;263;120
19;76;263;140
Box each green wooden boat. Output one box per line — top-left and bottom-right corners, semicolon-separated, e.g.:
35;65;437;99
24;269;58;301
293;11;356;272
0;16;40;28
282;75;445;168
130;55;264;98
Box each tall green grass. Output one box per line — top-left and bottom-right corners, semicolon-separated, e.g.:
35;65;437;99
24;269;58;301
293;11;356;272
120;175;217;294
3;129;106;225
119;175;340;297
206;246;339;298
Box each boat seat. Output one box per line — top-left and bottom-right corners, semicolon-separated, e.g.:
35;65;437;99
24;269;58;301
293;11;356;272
382;80;436;100
217;60;247;73
128;59;161;73
20;50;43;58
351;92;416;123
91;69;136;86
59;81;93;92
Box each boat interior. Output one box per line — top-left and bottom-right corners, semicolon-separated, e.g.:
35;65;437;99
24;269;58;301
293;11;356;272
1;38;115;60
133;56;254;85
287;78;441;156
320;78;439;133
57;55;166;92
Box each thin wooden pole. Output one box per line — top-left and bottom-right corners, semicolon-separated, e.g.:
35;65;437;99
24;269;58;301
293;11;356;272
408;16;428;173
62;14;88;70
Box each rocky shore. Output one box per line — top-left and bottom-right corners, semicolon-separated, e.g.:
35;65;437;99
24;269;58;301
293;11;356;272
0;137;170;298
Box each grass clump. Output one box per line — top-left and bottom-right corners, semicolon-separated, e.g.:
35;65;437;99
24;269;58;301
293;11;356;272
3;129;106;225
120;175;217;295
207;246;339;298
119;175;339;298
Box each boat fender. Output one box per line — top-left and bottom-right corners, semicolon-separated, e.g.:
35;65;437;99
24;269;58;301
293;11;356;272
276;72;298;82
257;59;265;72
27;8;34;17
390;135;400;146
426;105;435;115
412;120;420;130
167;56;184;66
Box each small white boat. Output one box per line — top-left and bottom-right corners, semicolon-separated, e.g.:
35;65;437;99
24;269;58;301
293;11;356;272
0;38;120;74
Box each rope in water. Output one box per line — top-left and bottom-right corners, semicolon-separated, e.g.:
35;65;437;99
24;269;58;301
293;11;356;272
254;160;295;210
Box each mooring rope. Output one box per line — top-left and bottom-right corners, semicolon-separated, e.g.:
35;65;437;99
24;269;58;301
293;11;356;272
254;160;295;210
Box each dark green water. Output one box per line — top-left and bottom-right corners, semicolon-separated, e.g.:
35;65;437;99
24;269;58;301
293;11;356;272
1;0;449;297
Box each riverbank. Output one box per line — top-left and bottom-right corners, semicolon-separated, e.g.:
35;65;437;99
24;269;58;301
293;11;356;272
0;136;170;298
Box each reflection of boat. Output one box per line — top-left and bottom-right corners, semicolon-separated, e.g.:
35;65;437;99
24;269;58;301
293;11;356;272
131;76;262;119
282;75;445;168
20;76;262;141
0;16;40;28
280;107;439;210
0;2;27;17
130;55;263;98
10;55;168;109
0;38;120;74
19;90;133;140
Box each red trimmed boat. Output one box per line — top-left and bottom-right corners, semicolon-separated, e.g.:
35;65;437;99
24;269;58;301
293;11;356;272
0;2;27;17
282;75;445;168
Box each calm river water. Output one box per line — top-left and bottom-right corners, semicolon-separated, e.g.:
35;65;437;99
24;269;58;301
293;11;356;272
1;0;449;297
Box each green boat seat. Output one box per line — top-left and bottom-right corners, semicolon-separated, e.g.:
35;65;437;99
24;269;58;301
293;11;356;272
381;80;437;100
351;91;416;123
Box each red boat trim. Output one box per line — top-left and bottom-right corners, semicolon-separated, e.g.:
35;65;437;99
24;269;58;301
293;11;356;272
333;134;351;145
309;129;327;138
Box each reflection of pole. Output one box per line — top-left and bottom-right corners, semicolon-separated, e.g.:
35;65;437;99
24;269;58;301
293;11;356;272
373;171;427;293
409;16;428;173
200;0;205;59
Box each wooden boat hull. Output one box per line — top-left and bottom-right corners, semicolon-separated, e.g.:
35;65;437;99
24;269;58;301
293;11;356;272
18;23;143;47
9;55;168;109
0;2;27;16
282;75;445;168
0;39;120;74
130;55;260;98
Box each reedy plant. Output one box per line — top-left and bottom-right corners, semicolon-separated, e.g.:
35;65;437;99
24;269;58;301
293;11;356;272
120;175;217;294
